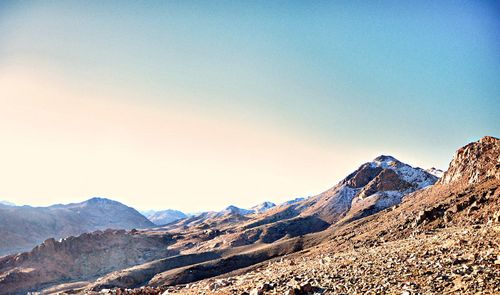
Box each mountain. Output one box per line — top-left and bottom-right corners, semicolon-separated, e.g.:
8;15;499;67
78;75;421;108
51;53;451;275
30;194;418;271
0;200;15;207
298;155;438;223
250;201;276;213
145;209;187;225
0;197;154;256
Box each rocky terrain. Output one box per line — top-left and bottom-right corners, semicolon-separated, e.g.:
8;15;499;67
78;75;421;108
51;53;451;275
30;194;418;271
0;197;154;256
0;228;178;294
162;224;499;295
439;136;500;185
0;136;498;295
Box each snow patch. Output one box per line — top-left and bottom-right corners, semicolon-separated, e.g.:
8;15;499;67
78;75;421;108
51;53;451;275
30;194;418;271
426;167;444;178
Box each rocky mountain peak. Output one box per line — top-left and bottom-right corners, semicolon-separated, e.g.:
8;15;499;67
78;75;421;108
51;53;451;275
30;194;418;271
343;155;436;190
300;155;438;223
438;136;499;185
372;155;400;167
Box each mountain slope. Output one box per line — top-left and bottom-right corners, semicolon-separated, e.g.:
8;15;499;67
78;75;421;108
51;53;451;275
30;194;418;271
0;197;154;256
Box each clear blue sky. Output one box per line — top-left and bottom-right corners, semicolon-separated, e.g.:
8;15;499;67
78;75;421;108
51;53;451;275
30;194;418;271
0;1;498;211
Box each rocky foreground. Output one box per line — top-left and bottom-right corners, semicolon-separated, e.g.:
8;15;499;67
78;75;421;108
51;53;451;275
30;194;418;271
82;223;499;295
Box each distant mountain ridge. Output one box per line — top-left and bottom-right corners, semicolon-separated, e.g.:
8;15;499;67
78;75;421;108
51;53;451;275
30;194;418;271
145;209;187;226
0;197;153;256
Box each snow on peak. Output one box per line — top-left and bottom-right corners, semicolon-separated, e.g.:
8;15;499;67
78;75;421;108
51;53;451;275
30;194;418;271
426;167;444;178
371;155;400;168
369;155;437;189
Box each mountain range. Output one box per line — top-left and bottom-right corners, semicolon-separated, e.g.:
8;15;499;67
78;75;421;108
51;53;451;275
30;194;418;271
0;136;498;294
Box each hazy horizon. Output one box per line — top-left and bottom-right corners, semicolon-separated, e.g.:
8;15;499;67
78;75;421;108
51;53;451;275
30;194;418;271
0;150;454;212
1;1;498;212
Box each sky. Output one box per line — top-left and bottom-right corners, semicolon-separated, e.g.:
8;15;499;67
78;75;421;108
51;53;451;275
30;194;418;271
0;1;498;212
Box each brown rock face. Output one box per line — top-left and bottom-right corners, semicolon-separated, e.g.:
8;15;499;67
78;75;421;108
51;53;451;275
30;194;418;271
345;164;383;188
358;169;412;199
439;136;500;185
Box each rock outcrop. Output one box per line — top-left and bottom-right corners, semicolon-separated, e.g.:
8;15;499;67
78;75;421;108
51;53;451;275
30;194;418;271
439;136;499;185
